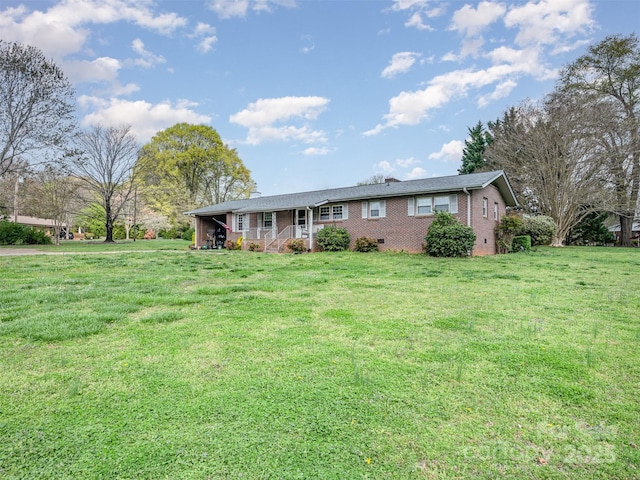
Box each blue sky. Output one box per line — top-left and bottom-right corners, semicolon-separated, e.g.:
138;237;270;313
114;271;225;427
1;0;637;196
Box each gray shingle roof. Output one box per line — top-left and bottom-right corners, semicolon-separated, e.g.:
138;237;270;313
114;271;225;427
186;170;517;216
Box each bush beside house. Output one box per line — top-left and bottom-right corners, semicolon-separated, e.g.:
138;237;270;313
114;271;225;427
317;226;351;252
425;212;476;257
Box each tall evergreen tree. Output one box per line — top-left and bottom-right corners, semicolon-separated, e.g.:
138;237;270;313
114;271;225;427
458;121;492;174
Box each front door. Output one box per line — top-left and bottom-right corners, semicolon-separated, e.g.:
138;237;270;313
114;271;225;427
295;209;307;238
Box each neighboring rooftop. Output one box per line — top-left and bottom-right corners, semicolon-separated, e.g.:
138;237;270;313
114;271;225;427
186;170;517;216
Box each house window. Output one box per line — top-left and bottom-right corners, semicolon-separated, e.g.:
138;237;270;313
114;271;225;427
494;203;498;221
369;200;386;218
483;198;488;217
416;197;432;215
237;213;246;231
318;204;348;221
362;200;386;219
434;196;451;212
263;212;273;228
297;209;306;227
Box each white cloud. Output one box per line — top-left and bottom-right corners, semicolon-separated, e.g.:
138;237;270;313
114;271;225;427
64;57;121;84
504;0;594;48
300;35;315;54
302;147;330;156
366;57;542;135
428;140;464;162
130;39;166;68
450;1;506;37
405;12;434;31
390;0;444;30
0;0;187;59
208;0;296;19
377;161;395;173
477;79;517;107
381;52;421;79
406;167;427;179
390;0;430;12
78;96;211;142
396;157;419;168
230;96;330;145
189;23;218;53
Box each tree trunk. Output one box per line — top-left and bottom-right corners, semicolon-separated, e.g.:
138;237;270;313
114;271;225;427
618;214;634;247
104;203;115;243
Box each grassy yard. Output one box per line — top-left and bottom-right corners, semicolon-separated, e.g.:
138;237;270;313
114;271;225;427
0;246;638;479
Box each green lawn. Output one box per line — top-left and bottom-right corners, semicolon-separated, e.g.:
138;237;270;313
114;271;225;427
0;246;638;479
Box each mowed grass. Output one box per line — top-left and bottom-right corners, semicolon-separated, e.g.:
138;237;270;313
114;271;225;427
0;246;638;479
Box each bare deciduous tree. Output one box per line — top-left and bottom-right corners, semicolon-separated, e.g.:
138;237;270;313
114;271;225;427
559;34;640;247
71;125;139;243
28;165;78;245
0;41;76;177
486;95;604;246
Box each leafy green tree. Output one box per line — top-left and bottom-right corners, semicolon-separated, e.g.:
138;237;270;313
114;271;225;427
0;41;76;177
559;34;640;247
458;121;492;174
136;123;255;226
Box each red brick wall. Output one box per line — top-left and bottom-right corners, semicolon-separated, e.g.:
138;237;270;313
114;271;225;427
194;185;506;254
469;185;505;255
314;196;468;253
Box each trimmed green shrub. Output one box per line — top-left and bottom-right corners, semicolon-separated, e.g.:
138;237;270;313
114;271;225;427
317;225;351;252
511;235;531;252
183;228;195;242
425;212;476;257
354;237;379;252
248;242;261;251
0;221;51;245
520;215;557;246
23;227;52;245
286;238;306;253
496;214;523;254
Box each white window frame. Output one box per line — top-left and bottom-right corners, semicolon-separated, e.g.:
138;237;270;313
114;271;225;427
363;200;387;219
236;213;247;232
493;202;498;221
411;194;458;216
483;198;488;218
318;204;348;221
263;212;273;228
416;197;433;215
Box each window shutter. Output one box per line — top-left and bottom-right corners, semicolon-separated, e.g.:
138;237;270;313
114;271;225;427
343;204;349;220
450;194;458;214
408;198;415;216
362;201;368;219
257;212;262;227
379;200;386;218
272;212;277;231
245;214;250;230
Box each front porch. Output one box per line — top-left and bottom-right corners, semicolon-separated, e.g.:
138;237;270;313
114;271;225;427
195;208;320;252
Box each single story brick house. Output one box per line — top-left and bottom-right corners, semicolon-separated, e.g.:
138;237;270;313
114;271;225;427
186;170;517;255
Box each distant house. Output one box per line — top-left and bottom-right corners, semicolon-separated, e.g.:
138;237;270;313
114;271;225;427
11;215;65;235
608;219;640;244
186;170;518;255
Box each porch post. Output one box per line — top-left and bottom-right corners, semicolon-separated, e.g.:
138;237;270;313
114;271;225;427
307;207;313;252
